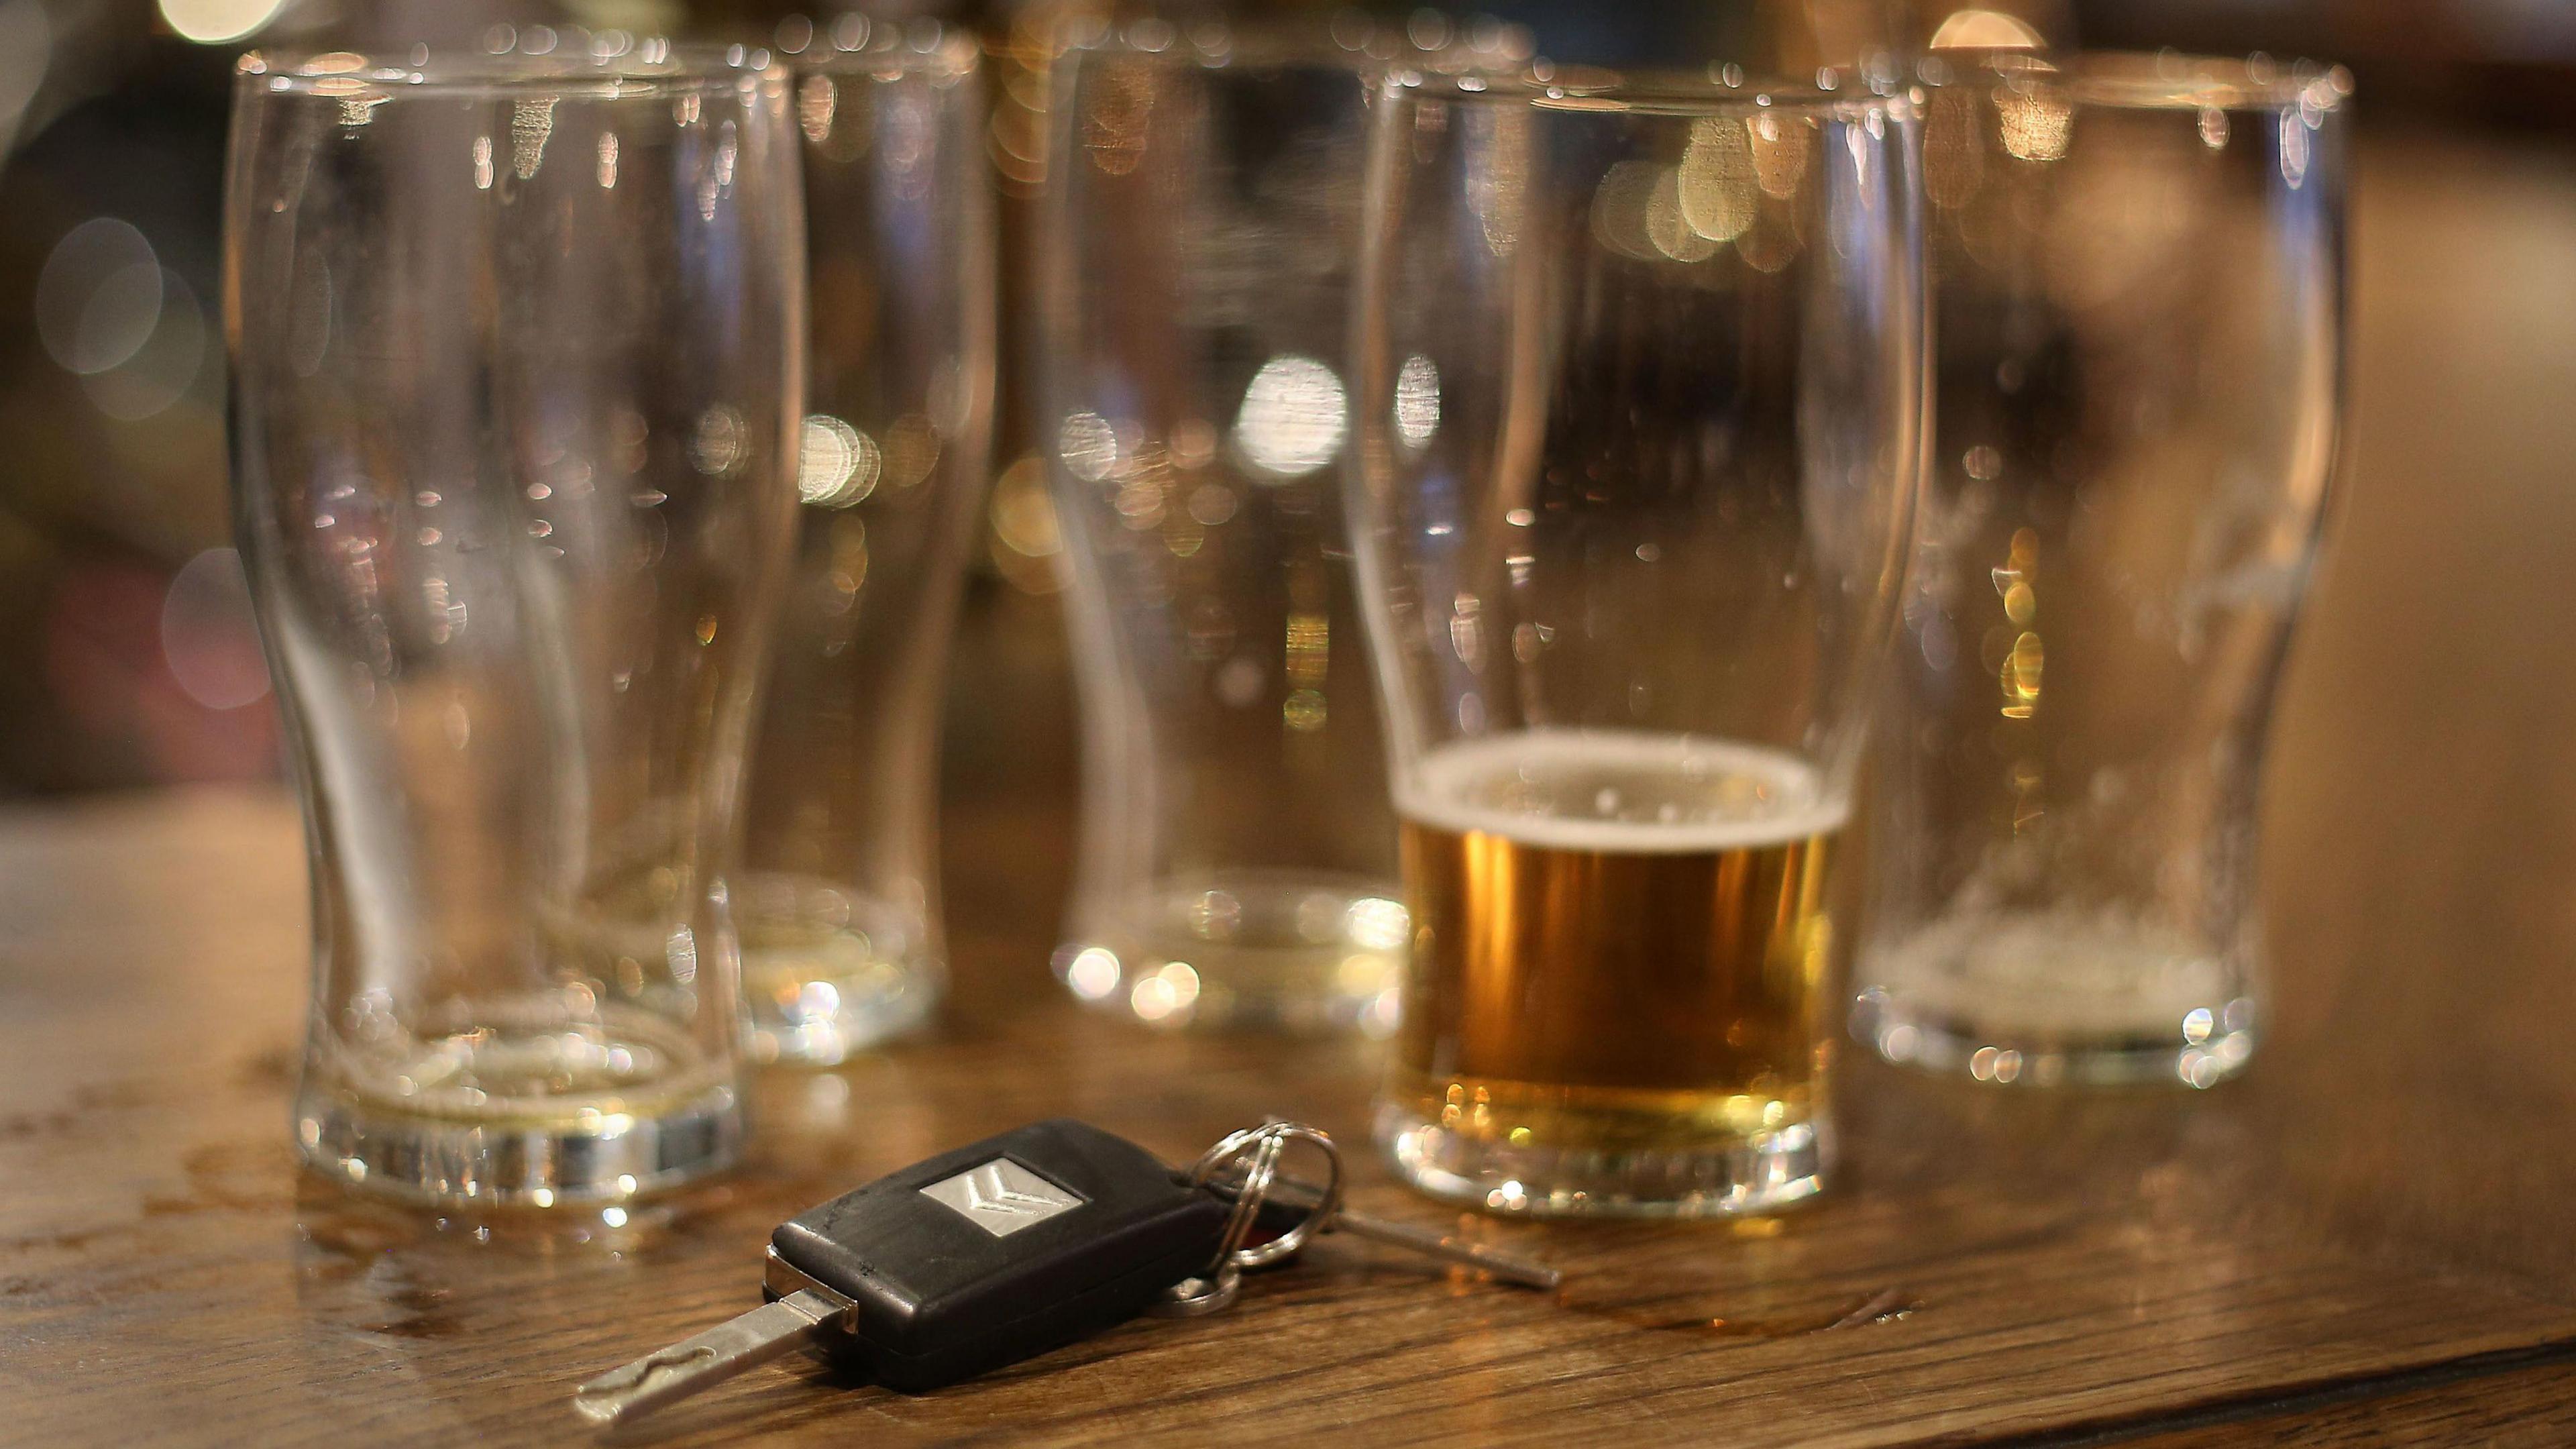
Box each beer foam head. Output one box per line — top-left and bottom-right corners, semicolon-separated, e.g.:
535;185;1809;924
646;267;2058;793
1399;729;1848;853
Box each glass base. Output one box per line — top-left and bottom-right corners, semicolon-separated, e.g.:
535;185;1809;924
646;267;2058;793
1374;1083;1827;1220
1856;911;2257;1087
1851;988;2256;1087
294;1004;742;1208
1054;870;1407;1032
739;873;943;1067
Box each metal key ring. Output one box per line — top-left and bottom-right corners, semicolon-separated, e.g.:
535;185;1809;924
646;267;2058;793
1155;1122;1343;1317
1189;1122;1343;1271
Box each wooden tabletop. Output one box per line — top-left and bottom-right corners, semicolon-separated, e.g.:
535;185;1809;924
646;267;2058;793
7;127;2576;1447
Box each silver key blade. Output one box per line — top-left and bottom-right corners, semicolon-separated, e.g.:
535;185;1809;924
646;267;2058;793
1219;1172;1563;1291
1325;1204;1563;1291
572;1287;851;1430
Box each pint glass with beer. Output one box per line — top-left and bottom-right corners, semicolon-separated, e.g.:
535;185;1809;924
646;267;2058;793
1347;70;1924;1216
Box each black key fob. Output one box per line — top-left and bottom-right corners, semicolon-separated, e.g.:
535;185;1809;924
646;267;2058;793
764;1118;1230;1392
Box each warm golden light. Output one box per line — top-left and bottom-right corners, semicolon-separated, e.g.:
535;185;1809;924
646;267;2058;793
1997;85;2073;162
1645;168;1717;261
1748;111;1811;199
1927;8;2047;51
1678;119;1757;241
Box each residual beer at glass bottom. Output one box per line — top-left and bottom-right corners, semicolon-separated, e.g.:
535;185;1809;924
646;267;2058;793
1376;730;1844;1218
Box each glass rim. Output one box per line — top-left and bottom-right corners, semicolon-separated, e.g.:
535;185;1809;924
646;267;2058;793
773;15;980;78
1054;14;1535;76
1392;66;1917;121
235;40;787;98
1917;49;2354;113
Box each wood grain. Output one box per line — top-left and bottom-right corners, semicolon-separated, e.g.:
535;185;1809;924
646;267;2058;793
5;129;2576;1446
2090;1356;2576;1448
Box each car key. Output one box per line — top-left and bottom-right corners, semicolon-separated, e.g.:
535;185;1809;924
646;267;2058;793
572;1118;1557;1430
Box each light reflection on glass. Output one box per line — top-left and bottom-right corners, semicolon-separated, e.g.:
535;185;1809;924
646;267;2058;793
1064;947;1122;1000
2277;107;2311;187
690;405;746;476
1645;168;1717;262
1129;961;1199;1022
1393;354;1441;446
987;455;1065;591
1680;118;1758;241
1927;9;2047;51
1996;83;2073;162
1058;410;1119;482
797;413;878;506
1345;896;1410;953
1748;111;1811;198
1232;354;1348;479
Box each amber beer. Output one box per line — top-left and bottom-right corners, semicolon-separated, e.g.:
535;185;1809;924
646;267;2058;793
1381;729;1843;1214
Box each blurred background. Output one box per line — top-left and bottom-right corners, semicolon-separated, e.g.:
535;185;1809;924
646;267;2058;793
0;0;2571;796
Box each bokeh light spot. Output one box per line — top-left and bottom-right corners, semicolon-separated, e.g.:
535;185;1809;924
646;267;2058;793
690;405;746;476
1058;411;1120;482
1394;354;1442;446
37;219;160;375
1232;354;1347;479
84;268;206;421
160;0;286;44
1927;9;2045;50
798;414;879;506
1065;947;1121;1001
160;549;270;711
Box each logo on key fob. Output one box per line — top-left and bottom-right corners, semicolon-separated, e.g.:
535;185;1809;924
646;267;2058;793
919;1159;1086;1237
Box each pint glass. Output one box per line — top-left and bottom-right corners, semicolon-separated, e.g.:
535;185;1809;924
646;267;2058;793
1348;70;1925;1214
1037;21;1526;1032
1852;54;2348;1087
735;21;993;1065
227;42;803;1204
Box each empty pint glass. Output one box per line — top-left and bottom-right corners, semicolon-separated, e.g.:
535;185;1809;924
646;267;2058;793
227;42;803;1204
1349;71;1925;1214
1037;22;1529;1032
1852;54;2348;1088
735;20;994;1065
